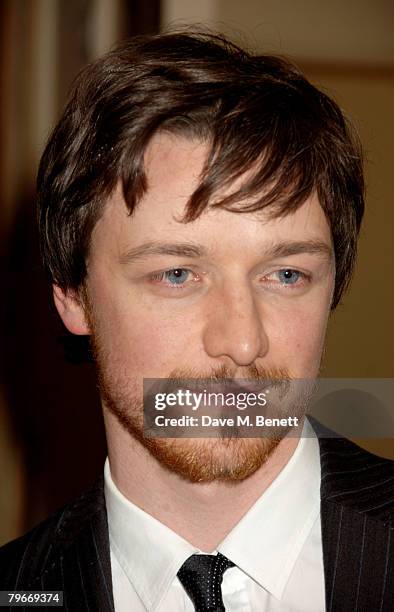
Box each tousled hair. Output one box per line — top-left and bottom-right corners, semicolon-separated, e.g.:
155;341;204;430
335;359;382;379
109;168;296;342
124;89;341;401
37;31;364;308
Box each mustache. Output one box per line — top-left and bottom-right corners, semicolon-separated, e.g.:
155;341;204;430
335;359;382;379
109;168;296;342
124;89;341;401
158;365;292;398
167;364;291;382
145;364;292;403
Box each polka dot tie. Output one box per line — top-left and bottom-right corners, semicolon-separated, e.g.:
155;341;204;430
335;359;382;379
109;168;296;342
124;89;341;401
177;552;235;611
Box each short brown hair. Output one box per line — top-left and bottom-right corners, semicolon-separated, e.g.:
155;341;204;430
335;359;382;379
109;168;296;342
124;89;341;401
37;31;364;308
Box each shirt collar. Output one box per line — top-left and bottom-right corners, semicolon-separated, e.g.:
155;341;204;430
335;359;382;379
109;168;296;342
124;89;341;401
104;461;198;611
218;418;321;600
104;418;320;608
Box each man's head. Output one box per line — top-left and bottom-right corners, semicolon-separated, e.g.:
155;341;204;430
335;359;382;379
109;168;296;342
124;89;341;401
38;32;364;482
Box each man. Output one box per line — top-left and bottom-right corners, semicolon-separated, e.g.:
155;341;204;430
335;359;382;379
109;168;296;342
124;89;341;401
0;32;393;611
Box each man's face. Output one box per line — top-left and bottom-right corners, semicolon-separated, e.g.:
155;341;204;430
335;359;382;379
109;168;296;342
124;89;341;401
59;133;335;482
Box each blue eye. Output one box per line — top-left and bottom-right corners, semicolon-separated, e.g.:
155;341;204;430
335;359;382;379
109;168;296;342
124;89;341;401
277;269;301;284
164;269;190;285
148;267;199;290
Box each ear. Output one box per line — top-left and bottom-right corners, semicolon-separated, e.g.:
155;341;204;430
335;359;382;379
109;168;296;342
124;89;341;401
53;284;91;335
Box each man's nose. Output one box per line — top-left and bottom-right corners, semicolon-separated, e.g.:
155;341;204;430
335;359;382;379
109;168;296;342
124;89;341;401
202;284;269;366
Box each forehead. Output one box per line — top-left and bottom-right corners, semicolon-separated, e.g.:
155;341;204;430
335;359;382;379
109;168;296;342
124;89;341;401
91;133;332;255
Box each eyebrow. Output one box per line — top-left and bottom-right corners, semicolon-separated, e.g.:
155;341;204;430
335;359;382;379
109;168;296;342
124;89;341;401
119;239;333;264
119;241;207;264
265;240;333;259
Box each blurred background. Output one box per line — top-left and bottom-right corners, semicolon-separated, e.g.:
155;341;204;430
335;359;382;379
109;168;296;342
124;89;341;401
0;0;393;545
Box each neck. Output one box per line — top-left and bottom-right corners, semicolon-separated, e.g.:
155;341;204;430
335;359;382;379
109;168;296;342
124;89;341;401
104;411;300;552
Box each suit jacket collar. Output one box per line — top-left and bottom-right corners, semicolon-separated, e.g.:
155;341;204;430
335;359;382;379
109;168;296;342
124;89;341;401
30;478;115;611
310;417;394;611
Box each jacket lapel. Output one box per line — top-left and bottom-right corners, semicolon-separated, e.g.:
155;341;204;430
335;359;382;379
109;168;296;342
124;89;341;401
314;425;394;611
37;477;115;612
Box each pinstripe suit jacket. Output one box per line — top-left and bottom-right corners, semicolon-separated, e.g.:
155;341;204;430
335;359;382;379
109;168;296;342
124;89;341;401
1;431;393;611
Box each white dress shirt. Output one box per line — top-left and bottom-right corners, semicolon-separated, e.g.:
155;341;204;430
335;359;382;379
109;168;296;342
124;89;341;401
104;419;325;611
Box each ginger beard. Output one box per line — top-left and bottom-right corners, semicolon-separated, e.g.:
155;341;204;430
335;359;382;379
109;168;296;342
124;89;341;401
89;319;310;483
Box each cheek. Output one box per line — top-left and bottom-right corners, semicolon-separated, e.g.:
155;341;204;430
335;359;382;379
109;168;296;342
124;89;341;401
265;299;331;376
291;314;326;355
88;283;198;375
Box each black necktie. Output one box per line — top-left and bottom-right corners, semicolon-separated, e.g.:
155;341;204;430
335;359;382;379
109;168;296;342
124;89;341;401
177;552;235;611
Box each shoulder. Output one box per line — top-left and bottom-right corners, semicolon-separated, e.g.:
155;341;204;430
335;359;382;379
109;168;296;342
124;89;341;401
0;476;106;588
312;420;394;526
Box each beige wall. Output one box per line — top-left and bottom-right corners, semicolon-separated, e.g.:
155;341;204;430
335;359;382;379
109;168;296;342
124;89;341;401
163;0;394;65
310;70;394;378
